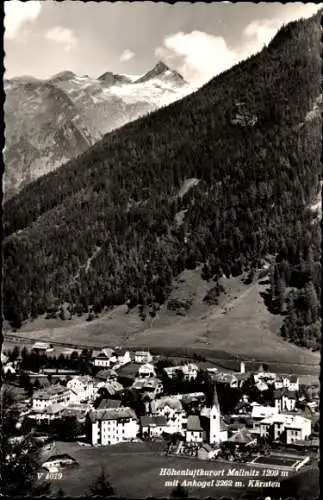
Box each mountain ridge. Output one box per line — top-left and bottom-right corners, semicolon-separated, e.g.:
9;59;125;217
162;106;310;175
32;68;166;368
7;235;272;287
4;63;189;199
3;12;322;354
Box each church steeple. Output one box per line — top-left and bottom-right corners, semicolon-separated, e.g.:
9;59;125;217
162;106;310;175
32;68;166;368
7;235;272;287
212;381;219;408
209;382;221;445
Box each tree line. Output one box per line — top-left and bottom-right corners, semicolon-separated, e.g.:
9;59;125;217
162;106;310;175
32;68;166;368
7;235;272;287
3;12;322;353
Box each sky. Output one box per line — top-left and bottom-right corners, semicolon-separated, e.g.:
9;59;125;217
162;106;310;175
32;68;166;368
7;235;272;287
4;1;322;88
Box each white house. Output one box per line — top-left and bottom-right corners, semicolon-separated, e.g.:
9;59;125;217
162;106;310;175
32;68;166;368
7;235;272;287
93;348;115;368
186;415;205;443
288;376;300;392
112;349;132;368
89;407;139;446
132;377;163;399
32;385;71;411
134;351;153;364
140;415;168;438
67;376;95;403
151;397;187;434
29;403;66;423
274;375;299;392
95;368;118;382
138;363;156;378
274;389;297;413
255;380;269;392
259;414;312;443
42;454;77;472
253;370;276;385
182;363;200;381
94;380;124;398
251;404;277;434
32;342;53;354
164;363;199;381
2;362;16;375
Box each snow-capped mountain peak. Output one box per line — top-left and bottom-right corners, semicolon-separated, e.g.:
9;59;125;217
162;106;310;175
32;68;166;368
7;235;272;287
135;61;184;84
4;63;191;199
98;71;132;86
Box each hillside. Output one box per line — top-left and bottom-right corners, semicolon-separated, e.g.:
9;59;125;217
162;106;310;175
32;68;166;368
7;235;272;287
3;12;322;355
3;63;189;198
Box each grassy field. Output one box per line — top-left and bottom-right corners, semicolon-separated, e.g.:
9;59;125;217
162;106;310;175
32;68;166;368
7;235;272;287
41;441;316;498
3;274;320;375
124;281;319;372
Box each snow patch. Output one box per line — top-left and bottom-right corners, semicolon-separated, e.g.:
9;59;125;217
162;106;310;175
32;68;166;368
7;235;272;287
305;94;322;122
179;178;200;198
121;73;144;82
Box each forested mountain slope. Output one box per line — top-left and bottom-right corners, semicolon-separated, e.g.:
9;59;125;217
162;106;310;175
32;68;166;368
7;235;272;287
3;13;322;351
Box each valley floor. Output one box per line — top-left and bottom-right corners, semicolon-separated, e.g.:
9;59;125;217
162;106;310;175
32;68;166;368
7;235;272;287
4;276;319;376
42;441;319;499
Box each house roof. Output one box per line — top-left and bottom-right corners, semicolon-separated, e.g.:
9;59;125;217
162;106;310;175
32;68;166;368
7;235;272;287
256;380;269;391
181;392;206;403
95;369;117;380
46;403;65;415
89;407;137;422
212;372;237;384
251;405;276;420
187;415;204;432
227;430;256;445
151;397;183;412
104;381;124;395
32;342;51;350
33;384;69;400
260;414;311;427
294;438;319;447
68;375;93;384
95;348;115;359
98;399;122;410
114;348;130;357
132;377;160;390
31;403;64;415
200;443;212;452
140;415;167;427
197;361;219;371
117;362;141;378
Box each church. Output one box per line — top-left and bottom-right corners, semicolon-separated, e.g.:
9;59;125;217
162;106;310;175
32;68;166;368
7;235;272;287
185;383;228;445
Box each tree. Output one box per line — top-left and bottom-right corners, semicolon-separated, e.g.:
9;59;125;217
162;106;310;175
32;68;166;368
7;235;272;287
56;487;65;497
88;466;114;497
170;482;188;498
0;388;51;496
19;372;32;392
9;345;20;362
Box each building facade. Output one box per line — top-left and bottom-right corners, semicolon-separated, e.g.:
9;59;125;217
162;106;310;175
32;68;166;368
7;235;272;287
259;414;311;443
67;376;95;403
89;407;139;445
134;351;153;364
32;385;71;410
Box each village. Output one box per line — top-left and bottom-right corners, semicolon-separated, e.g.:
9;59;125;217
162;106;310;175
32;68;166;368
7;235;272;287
1;341;320;495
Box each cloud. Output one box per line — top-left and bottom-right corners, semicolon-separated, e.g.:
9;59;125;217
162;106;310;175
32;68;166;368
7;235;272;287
4;0;42;40
155;31;241;88
45;27;78;52
243;4;323;52
243;19;279;49
120;49;135;62
156;5;322;89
